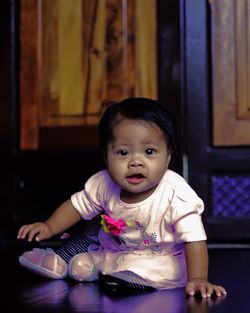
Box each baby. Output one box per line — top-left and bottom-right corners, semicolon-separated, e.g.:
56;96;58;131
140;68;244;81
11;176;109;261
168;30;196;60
17;97;227;297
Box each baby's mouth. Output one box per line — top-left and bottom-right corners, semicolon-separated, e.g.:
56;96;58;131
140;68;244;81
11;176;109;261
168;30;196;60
126;174;145;184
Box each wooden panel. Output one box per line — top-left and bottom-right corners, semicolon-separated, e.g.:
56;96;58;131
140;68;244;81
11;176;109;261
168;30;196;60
106;0;135;100
40;0;106;126
211;0;250;146
235;0;250;119
19;0;39;149
135;0;157;97
19;0;157;150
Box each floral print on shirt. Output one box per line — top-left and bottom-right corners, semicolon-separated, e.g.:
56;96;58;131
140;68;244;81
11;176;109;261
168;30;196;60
100;214;158;247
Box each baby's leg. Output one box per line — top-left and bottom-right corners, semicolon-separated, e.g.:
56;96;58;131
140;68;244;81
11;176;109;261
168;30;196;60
53;221;100;263
19;219;100;279
68;253;99;281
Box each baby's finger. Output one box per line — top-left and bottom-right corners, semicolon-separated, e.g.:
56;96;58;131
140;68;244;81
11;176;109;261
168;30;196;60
205;284;214;297
185;285;195;296
199;284;208;298
214;285;227;297
17;225;26;239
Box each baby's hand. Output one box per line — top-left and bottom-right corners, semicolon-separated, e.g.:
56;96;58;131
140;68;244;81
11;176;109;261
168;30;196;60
17;222;53;242
185;279;227;298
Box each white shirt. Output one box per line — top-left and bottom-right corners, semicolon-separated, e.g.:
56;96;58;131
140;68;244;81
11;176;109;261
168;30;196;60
71;169;207;289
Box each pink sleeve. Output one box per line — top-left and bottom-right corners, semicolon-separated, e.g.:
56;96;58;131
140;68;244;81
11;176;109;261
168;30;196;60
171;187;207;243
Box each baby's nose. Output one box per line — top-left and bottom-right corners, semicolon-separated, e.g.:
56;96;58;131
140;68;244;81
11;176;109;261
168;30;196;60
129;159;144;167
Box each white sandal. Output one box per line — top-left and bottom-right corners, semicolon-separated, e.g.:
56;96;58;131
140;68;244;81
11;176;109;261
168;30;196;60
19;248;68;279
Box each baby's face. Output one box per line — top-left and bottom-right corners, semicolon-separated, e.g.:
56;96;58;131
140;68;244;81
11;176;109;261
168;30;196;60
106;118;171;203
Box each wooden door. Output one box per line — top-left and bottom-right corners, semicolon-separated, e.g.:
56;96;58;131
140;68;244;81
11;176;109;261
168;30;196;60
184;0;250;242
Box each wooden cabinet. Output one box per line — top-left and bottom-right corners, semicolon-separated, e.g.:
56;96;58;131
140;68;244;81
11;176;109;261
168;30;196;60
185;0;250;241
1;0;182;223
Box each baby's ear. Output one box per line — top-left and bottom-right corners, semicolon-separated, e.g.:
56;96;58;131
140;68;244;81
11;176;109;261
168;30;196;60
167;153;171;167
102;150;107;165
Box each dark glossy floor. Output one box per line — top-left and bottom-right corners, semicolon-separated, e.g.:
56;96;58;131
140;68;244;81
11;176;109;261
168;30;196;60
1;225;249;313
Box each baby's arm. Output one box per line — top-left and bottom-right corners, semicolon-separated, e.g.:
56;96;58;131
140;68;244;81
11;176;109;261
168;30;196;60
184;241;227;298
17;199;81;242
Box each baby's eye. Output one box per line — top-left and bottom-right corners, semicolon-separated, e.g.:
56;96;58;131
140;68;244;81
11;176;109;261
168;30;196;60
145;148;156;155
117;149;128;156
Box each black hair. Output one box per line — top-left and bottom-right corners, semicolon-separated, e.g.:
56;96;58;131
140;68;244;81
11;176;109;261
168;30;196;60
99;97;177;157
